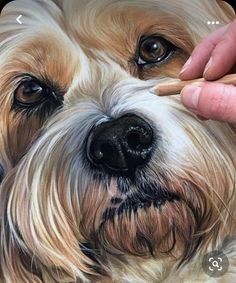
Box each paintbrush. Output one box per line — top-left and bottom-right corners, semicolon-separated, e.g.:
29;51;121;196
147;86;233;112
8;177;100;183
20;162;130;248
155;74;236;96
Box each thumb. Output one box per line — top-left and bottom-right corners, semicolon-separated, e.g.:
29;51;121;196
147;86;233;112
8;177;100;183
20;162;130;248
180;82;236;123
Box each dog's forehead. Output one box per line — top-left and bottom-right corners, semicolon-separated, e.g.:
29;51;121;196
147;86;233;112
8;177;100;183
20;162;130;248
0;0;230;59
0;0;194;86
0;0;232;88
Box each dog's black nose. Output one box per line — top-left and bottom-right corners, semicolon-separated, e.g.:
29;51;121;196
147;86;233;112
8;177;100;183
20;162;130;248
86;114;154;174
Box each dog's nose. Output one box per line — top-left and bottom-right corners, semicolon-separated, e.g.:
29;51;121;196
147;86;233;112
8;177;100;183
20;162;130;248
86;114;154;174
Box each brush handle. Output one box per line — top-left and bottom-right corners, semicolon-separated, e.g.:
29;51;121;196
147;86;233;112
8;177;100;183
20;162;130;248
155;74;236;96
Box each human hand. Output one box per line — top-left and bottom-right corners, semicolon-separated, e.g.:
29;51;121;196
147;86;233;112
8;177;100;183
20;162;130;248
179;19;236;123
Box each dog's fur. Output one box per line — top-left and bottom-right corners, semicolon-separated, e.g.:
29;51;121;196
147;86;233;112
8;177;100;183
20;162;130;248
0;0;235;282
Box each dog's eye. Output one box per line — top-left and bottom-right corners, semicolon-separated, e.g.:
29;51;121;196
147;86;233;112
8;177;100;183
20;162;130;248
137;36;175;65
12;76;64;117
14;80;50;106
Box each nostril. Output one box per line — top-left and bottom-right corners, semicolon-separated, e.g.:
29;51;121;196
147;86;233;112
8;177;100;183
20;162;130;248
92;145;104;161
126;127;153;150
92;142;115;162
127;131;142;150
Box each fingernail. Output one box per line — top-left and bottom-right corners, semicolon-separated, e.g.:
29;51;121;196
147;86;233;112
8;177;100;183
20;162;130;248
149;87;156;94
179;56;192;75
181;83;202;109
203;57;213;76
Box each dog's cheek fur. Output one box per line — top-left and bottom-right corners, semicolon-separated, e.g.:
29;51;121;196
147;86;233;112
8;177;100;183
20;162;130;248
0;4;79;178
0;104;108;282
0;79;44;171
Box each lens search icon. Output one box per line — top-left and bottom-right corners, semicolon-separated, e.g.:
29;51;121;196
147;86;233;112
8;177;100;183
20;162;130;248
209;257;222;271
202;250;229;277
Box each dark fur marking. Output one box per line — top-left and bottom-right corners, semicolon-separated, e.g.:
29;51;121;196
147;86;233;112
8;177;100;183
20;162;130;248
0;164;4;183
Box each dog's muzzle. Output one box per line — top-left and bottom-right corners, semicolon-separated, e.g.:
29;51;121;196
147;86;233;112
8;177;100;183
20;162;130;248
86;114;154;174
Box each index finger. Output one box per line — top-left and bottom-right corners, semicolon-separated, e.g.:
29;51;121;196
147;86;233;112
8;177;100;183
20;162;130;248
179;24;229;80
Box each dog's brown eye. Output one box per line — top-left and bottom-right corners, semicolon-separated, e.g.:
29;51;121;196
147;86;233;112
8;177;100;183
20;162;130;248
15;81;47;106
12;76;64;117
137;36;175;65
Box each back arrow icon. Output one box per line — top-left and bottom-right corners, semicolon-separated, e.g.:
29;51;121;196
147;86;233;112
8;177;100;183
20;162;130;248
16;15;22;24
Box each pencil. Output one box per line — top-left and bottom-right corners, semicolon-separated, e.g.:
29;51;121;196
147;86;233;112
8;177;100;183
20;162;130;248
155;74;236;96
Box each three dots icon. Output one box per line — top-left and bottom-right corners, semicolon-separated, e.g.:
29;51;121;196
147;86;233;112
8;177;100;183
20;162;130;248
207;21;220;25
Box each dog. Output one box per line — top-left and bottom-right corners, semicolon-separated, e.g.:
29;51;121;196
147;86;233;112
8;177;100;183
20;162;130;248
0;0;235;282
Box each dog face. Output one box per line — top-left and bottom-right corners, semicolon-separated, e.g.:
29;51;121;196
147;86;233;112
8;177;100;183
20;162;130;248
0;1;235;282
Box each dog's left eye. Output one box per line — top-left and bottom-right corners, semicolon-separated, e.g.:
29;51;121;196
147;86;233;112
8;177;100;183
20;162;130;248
137;36;175;66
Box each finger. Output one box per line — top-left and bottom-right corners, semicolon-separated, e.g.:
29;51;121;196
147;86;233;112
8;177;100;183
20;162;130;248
180;82;236;123
179;24;229;80
204;20;236;80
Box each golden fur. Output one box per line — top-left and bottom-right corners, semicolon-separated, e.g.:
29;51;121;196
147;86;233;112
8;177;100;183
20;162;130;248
0;0;235;282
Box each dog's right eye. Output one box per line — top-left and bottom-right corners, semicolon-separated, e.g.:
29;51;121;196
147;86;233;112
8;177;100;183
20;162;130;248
12;76;64;117
14;80;50;107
